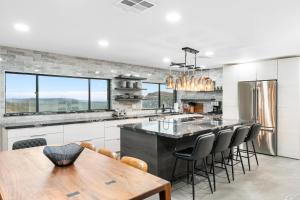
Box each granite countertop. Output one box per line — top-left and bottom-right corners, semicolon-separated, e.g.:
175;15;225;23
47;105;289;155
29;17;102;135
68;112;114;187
1;112;192;129
120;117;249;139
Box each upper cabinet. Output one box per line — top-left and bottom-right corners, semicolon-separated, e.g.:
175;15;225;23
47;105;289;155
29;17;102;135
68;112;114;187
238;63;257;81
256;60;278;80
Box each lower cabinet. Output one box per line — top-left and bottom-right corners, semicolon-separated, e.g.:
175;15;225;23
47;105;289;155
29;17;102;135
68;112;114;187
105;139;120;152
82;138;105;149
7;132;63;150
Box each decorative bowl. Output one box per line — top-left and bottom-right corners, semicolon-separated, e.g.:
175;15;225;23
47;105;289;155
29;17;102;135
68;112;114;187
43;143;84;167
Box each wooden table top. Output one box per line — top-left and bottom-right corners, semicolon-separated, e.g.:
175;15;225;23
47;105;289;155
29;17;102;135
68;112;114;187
0;147;171;200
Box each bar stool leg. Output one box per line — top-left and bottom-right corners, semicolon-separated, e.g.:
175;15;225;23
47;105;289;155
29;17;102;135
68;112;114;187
203;158;213;194
221;152;230;184
230;149;234;181
212;153;216;191
246;142;251;171
191;160;195;200
171;158;178;184
187;161;190;184
252;141;259;166
237;146;245;174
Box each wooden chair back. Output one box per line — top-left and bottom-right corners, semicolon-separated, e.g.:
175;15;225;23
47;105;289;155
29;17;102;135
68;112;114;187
121;156;148;172
80;142;96;151
98;148;118;160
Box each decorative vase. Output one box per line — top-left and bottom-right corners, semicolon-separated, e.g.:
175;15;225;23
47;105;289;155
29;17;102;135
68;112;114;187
43;143;84;167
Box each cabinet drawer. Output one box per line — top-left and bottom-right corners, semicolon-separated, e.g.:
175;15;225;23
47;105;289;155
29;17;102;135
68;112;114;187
8;132;63;150
105;139;120;152
7;126;63;139
80;138;105;150
105;126;120;140
64;122;105;144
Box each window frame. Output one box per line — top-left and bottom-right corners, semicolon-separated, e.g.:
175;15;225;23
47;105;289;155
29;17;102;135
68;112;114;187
4;71;111;115
142;82;176;110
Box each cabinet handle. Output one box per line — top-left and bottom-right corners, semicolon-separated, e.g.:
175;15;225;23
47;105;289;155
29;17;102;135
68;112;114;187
30;134;47;138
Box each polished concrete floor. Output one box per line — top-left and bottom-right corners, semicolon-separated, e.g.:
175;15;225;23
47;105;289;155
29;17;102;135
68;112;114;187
147;155;300;200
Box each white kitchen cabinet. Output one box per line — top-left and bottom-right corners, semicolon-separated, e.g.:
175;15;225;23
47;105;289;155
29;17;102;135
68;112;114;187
3;125;64;151
7;132;63;150
81;137;105;149
256;60;278;80
238;63;257;81
105;139;120;152
63;122;105;144
104;118;149;152
277;57;300;159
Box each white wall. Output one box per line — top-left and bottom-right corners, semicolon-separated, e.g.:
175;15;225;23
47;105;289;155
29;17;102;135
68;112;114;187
223;57;300;159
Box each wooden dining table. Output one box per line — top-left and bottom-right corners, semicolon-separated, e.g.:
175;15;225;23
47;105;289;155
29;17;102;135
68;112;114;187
0;147;171;200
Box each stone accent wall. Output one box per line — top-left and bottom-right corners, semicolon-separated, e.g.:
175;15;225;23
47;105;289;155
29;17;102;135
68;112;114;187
0;45;222;124
0;46;172;124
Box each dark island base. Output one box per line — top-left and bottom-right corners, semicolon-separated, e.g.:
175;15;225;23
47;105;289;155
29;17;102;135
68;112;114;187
121;129;230;181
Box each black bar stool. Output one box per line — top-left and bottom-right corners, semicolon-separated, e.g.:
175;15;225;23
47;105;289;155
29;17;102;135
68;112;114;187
227;126;249;181
210;129;234;191
171;133;215;200
244;123;262;171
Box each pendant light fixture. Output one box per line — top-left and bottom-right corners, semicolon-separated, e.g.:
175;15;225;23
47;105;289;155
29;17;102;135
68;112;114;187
165;47;215;92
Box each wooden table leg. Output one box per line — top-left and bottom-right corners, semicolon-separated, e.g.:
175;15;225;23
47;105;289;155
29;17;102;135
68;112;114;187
159;183;171;200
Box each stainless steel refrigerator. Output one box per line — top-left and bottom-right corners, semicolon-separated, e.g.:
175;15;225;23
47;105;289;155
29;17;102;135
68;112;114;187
238;80;277;156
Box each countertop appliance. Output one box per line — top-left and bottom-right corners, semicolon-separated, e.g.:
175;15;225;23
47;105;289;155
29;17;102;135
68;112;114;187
238;80;277;156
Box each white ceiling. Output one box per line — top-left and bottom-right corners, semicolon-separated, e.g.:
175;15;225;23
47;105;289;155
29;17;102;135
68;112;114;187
1;0;300;69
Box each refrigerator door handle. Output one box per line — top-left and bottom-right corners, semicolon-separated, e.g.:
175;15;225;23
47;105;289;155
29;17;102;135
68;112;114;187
256;86;259;123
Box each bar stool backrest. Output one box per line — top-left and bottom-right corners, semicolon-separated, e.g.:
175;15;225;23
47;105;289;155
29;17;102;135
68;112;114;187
212;129;234;153
245;123;262;142
191;133;215;160
230;126;249;147
12;138;47;150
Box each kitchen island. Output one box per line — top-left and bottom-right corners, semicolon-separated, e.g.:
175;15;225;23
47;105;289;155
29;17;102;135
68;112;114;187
120;117;246;181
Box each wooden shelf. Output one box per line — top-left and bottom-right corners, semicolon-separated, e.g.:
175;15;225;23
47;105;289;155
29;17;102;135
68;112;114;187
115;98;144;101
115;88;146;91
114;76;147;80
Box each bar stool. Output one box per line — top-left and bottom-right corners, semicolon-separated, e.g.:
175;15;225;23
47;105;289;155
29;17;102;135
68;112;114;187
210;129;234;191
227;126;249;181
244;123;262;171
171;133;215;200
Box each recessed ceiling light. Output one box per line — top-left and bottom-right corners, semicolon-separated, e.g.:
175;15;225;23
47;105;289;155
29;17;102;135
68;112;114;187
14;23;30;32
0;58;2;62
166;12;181;23
205;51;214;57
163;57;171;64
98;40;109;47
34;69;40;72
95;71;100;74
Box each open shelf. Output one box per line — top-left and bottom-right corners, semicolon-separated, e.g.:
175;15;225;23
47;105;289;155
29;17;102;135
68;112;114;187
115;98;144;101
115;88;146;91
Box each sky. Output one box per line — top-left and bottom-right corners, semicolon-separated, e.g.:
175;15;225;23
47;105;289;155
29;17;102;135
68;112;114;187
6;73;108;101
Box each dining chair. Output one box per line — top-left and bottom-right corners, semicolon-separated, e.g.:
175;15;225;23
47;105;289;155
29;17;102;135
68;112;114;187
12;138;47;150
121;156;148;172
98;148;118;160
80;142;96;151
